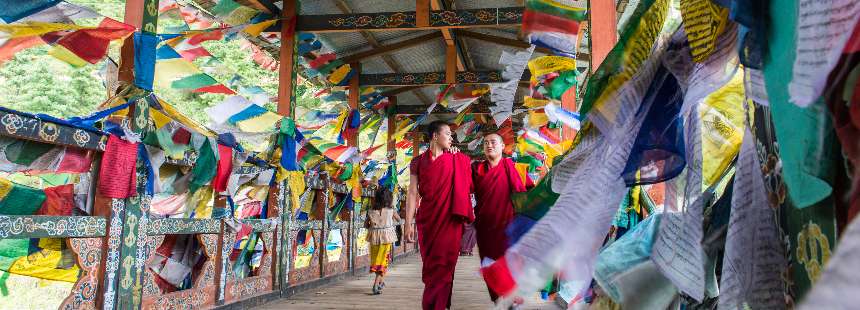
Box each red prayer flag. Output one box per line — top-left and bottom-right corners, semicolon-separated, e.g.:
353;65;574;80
56;18;135;64
211;144;233;192
192;84;236;94
37;184;76;216
56;147;93;173
172;127;192;145
522;10;580;36
98;135;138;198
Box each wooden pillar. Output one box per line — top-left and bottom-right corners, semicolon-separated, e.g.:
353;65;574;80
278;0;298;117
589;0;617;71
386;97;397;156
445;44;457;84
117;0;158;85
411;132;421;157
416;0;430;28
347;63;361;147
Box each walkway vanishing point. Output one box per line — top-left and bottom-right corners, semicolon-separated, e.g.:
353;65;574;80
256;255;562;310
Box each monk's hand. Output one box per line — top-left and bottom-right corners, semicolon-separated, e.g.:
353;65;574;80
447;146;460;154
404;223;416;243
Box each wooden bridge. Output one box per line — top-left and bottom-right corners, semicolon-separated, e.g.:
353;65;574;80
257;255;561;310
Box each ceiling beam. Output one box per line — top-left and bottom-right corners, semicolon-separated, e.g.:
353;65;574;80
395;99;524;114
433;0;466;72
361;70;530;86
380;86;425;97
333;0;432;105
340;32;442;64
296;7;524;32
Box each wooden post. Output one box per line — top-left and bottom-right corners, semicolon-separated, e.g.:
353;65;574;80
386;97;397;156
347;63;361;147
278;0;298;117
276;0;297;292
589;0;616;71
117;0;158;85
416;0;430;28
445;44;457;84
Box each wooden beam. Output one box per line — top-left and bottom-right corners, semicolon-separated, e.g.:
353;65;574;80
361;70;524;86
590;0;617;70
394;99;523;114
333;0;432;106
236;0;274;14
432;0;465;71
416;0;430;27
445;44;456;84
381;86;425;97
387;96;397;155
347;63;361;147
340;32;442;64
277;0;297;117
295;7;524;32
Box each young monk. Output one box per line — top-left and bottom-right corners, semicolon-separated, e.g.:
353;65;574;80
404;120;473;310
472;133;533;302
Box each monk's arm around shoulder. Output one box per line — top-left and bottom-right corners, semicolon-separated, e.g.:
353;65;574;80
404;175;419;242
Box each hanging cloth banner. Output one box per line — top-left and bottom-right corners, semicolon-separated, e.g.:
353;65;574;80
490;46;535;126
98;135;138;199
788;0;860;107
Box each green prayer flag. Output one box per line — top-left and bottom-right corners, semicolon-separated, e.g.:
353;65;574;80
171;73;218;90
5;140;54;166
512;172;560;220
0;183;46;215
762;0;835;208
189;139;217;193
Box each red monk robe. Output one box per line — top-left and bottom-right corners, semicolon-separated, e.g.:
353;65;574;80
472;157;532;301
410;150;473;310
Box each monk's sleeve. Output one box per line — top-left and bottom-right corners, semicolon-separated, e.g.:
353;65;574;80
450;153;475;223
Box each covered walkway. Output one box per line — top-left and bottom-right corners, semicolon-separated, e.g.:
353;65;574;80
257;254;561;310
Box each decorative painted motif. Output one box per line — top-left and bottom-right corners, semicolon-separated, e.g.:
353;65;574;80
360;71;505;86
322;12;416;30
242;218;278;232
430;9;503;26
219;228;237;302
60;238;102;310
295;7;522;31
225;231;274;302
331;183;349;194
102;199;125;310
306;174;326;190
141;234;218;309
0;215;106;238
147;218;220;235
0;109;106;151
796;222;831;283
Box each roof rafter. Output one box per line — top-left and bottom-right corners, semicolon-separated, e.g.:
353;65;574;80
332;0;432;105
340;32;443;64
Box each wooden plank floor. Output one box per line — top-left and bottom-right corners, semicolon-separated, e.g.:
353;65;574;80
256;254;561;309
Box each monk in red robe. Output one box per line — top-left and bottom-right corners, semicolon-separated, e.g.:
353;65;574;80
472;133;532;301
404;121;473;310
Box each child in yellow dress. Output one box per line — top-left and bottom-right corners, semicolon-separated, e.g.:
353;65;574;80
366;187;400;295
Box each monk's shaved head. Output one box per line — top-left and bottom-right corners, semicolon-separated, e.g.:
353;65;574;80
484;133;503;144
482;133;504;162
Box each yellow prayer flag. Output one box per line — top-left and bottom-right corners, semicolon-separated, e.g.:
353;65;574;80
524;96;550;108
528;56;578;82
528;110;549;128
514;163;530;186
328;65;351;85
48;45;88;67
0;22;86;38
242;20;277;37
236;112;282;133
700;70;745;190
0;179;13;199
